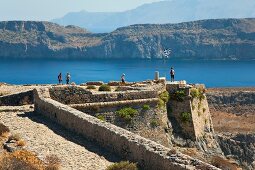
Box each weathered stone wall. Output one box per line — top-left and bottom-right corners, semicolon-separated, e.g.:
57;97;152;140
70;99;171;147
34;88;219;170
49;86;158;104
0;90;33;106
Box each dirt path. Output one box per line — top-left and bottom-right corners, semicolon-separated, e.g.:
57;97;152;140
0;106;117;170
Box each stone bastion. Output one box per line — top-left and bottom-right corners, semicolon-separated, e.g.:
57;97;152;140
30;80;221;170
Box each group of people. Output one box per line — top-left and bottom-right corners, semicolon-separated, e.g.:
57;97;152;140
58;72;71;85
57;67;175;85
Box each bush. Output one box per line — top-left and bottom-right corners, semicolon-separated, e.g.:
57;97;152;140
180;112;191;123
99;84;111;91
96;114;105;121
171;90;186;102
192;104;195;110
0;123;10;136
190;88;200;98
142;105;150;111
159;91;169;103
106;161;138;170
198;111;202;117
150;119;159;128
116;107;138;122
157;99;165;109
87;85;96;89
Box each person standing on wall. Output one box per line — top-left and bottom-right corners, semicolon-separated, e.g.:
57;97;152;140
170;67;175;82
58;73;62;84
66;72;71;84
121;73;126;85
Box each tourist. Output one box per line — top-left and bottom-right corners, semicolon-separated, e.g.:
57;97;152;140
121;73;125;84
170;67;175;82
58;73;62;84
66;73;71;84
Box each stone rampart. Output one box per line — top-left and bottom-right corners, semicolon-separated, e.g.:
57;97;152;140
34;88;219;170
49;86;157;104
0;90;33;106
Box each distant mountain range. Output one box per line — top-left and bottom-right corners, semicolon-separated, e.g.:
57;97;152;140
0;18;255;60
52;0;255;33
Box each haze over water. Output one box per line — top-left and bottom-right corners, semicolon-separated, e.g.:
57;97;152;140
1;59;255;87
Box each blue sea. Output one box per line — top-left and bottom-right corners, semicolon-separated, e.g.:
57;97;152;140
0;59;255;87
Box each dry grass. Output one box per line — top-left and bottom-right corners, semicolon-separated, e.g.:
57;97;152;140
0;123;10;136
0;151;61;170
16;140;26;147
0;150;45;170
211;156;241;170
9;133;21;141
45;155;61;170
106;161;138;170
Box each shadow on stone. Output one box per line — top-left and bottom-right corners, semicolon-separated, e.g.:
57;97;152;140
17;111;120;163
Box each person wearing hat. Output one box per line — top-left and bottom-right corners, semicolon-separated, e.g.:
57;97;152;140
170;67;175;82
66;72;71;84
121;73;126;84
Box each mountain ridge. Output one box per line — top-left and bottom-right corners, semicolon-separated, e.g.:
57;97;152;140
52;0;255;33
0;18;255;60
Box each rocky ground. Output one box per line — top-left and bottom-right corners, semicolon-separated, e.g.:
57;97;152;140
0;105;117;170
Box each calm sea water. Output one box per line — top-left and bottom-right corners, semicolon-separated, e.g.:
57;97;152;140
0;59;255;87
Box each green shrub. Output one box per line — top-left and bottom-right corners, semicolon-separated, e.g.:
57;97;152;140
190;88;199;98
198;102;202;110
116;107;138;122
87;85;96;89
99;84;111;91
180;112;191;123
142;104;150;111
106;161;138;170
96;114;105;121
150;119;159;128
159;91;169;103
157;99;165;109
171;90;186;102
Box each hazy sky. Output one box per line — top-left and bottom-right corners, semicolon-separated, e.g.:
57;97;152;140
0;0;161;21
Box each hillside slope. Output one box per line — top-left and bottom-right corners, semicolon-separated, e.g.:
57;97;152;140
0;19;255;60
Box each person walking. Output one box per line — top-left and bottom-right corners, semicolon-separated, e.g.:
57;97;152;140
121;73;125;84
66;72;71;84
170;67;175;82
58;73;62;84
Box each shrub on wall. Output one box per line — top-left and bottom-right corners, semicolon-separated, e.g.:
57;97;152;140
116;107;138;122
159;91;169;103
190;88;200;99
106;161;138;170
171;90;186;102
96;114;105;121
142;104;150;111
180;112;191;123
150;119;159;128
99;84;111;91
87;85;96;89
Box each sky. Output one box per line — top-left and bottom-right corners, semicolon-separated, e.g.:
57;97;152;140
0;0;161;21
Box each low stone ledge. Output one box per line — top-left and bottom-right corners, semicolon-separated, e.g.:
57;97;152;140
34;88;219;170
0;90;34;106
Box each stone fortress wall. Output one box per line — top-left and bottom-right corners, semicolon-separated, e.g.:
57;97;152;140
33;84;219;170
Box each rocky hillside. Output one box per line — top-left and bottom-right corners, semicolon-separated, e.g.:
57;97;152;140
0;19;255;60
